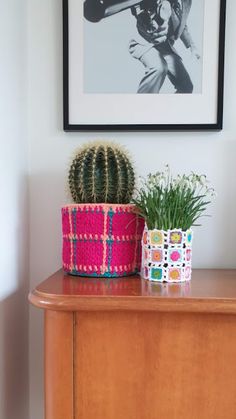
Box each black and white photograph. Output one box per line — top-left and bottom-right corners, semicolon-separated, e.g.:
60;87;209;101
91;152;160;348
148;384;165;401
63;0;226;130
84;0;203;95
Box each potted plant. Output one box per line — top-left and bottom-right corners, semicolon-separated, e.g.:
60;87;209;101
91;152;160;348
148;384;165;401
133;166;215;282
62;141;144;277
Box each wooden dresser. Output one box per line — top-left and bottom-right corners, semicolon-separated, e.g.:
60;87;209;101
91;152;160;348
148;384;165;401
29;269;236;419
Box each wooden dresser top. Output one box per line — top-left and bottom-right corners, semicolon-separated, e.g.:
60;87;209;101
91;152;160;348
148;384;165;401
29;269;236;314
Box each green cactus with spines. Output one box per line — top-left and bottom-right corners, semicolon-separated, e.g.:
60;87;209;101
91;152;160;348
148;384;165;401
68;142;135;204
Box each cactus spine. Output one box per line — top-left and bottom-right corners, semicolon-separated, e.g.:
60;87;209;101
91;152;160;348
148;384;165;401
68;142;135;204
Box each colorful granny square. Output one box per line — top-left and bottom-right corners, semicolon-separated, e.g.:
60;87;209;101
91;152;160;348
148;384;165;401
142;228;193;283
168;268;181;281
151;268;163;281
168;248;183;264
169;230;183;245
150;230;164;246
151;249;163;263
186;229;193;246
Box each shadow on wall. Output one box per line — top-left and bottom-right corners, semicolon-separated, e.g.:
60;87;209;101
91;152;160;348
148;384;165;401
0;176;29;419
29;171;66;419
0;289;29;419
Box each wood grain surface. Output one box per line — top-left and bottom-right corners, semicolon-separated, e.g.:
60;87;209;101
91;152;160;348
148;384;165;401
74;311;236;419
45;311;74;419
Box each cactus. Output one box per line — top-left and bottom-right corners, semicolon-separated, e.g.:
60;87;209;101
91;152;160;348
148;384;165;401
68;142;135;204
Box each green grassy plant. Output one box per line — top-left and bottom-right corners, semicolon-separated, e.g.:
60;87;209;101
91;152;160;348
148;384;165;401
133;166;215;231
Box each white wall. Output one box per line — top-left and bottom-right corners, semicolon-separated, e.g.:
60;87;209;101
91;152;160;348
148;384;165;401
28;1;236;418
0;1;29;418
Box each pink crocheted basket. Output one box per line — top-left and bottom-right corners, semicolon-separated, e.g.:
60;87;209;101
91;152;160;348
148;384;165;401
62;204;144;277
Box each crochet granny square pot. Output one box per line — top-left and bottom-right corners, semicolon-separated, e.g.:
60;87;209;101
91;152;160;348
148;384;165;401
141;227;193;282
62;204;144;277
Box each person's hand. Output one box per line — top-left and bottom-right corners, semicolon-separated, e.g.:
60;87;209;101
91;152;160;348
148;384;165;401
152;20;169;44
159;0;172;21
190;45;201;60
137;18;169;45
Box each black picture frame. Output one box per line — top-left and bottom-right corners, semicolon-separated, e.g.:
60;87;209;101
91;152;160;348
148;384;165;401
63;0;226;131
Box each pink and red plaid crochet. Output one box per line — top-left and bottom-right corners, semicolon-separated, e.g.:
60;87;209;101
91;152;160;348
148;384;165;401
62;204;144;277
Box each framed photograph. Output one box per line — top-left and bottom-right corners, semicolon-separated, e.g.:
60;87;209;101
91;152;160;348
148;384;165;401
63;0;226;131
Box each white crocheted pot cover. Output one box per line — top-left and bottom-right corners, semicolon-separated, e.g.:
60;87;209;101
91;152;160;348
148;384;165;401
141;226;193;282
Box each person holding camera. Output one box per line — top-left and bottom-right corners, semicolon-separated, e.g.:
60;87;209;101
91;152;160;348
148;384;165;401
129;0;200;94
